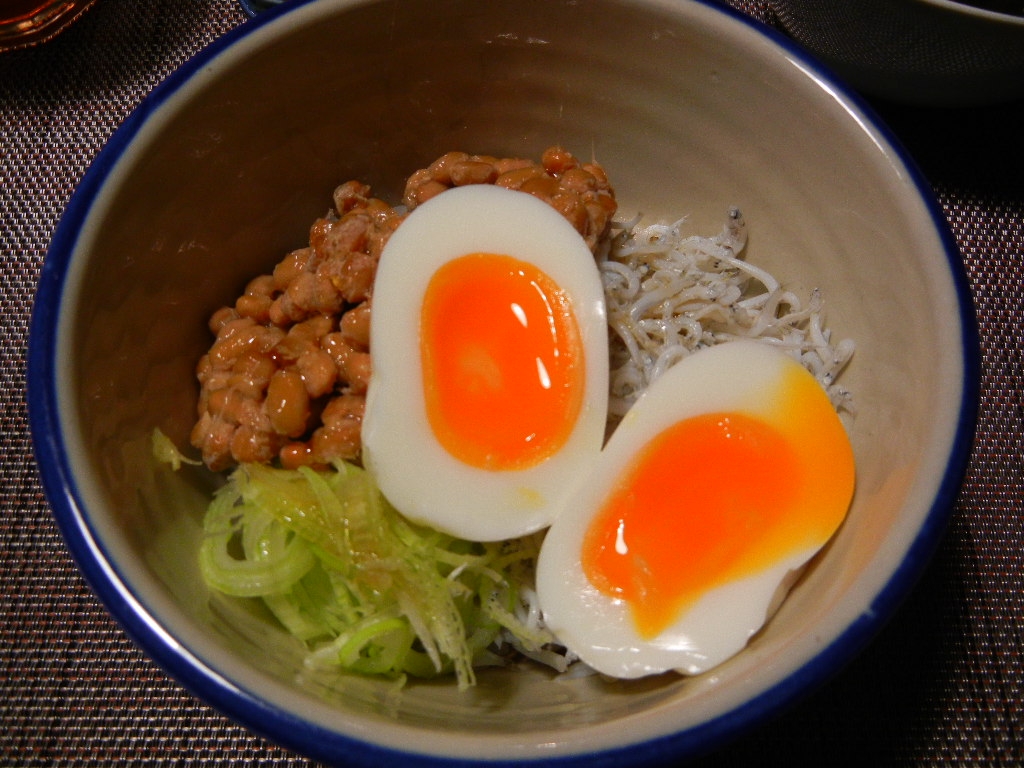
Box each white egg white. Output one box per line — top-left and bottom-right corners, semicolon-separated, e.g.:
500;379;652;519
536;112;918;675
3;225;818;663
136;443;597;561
536;340;842;679
362;184;608;542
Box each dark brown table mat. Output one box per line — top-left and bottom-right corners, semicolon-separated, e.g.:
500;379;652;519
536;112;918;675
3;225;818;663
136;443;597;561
2;0;1021;765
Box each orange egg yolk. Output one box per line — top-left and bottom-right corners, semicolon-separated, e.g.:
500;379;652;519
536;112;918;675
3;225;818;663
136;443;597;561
581;366;854;639
420;253;585;471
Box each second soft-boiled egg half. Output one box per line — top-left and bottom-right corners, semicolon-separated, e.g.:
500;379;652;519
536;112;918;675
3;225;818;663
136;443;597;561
362;184;609;542
537;340;855;678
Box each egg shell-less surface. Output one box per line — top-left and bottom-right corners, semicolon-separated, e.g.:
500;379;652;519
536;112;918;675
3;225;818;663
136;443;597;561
362;184;609;542
537;340;855;679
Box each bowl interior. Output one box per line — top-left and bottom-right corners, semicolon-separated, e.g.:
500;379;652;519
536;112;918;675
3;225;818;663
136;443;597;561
39;0;973;762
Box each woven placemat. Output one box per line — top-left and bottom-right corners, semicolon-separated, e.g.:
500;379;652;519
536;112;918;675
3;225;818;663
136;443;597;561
2;0;1021;765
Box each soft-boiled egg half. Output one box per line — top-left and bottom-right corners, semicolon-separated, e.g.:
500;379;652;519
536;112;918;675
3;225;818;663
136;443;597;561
537;340;855;678
362;184;608;542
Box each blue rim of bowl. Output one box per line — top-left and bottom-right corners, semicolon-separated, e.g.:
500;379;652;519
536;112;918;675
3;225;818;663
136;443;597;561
237;0;285;17
26;0;981;765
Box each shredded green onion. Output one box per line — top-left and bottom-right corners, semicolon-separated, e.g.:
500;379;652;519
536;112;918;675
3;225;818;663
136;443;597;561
194;459;552;690
151;429;202;470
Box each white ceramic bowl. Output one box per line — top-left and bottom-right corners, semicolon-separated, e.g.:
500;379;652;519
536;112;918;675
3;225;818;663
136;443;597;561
771;0;1024;105
28;0;979;764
